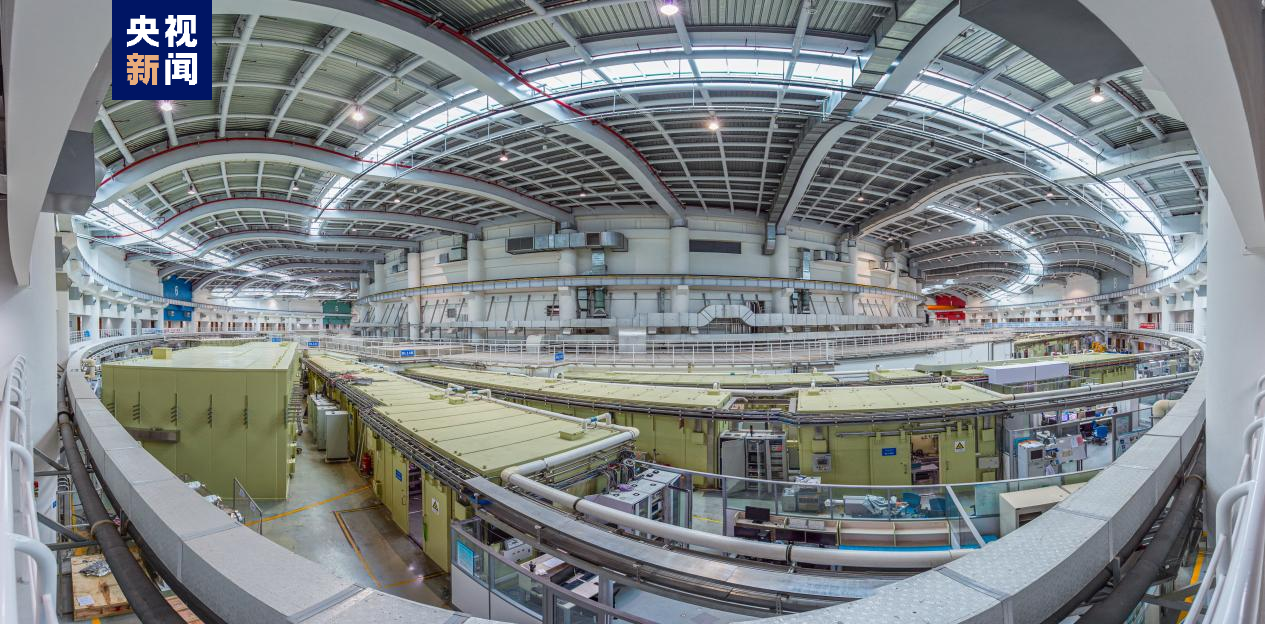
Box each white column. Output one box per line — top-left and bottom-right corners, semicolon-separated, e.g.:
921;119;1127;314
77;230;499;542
373;262;387;292
671;285;690;314
1206;173;1265;511
1159;293;1174;331
1192;287;1206;339
557;286;576;320
467;239;486;282
669;225;690;274
771;234;790;278
406;252;421;340
841;243;858;315
358;274;369;297
55;287;69;363
669;226;690;314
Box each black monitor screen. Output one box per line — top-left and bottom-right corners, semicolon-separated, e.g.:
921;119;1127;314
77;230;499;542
746;506;771;523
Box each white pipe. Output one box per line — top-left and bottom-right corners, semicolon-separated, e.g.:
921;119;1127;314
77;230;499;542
504;471;971;568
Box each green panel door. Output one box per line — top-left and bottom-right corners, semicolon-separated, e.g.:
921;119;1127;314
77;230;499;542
423;474;451;572
384;446;410;533
869;434;910;485
938;426;976;484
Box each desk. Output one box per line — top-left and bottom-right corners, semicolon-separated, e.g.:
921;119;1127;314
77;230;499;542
522;554;569;578
998;483;1083;535
561;572;600;600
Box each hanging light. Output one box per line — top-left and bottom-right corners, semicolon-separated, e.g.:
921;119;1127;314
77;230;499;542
659;0;679;16
498;150;509;162
706;118;721;131
158;100;174;112
393;197;401;203
351;107;366;121
579;188;588;198
1045;190;1054;198
291;182;299;191
1089;83;1106;104
186;186;196;195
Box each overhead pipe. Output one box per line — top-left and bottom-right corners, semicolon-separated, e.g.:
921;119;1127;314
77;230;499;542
503;453;970;568
57;413;184;624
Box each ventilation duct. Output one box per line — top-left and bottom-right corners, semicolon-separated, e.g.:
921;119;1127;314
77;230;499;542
505;231;627;255
436;247;467;264
762;223;777;255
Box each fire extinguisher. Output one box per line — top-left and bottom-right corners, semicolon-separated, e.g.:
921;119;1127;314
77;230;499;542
360;452;373;476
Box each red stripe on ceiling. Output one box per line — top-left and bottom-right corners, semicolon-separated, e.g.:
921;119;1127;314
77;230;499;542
374;0;681;210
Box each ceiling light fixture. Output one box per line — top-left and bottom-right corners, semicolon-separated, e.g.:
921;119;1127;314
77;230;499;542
579;188;588;198
291;182;299;191
1089;83;1106;104
186;186;196;195
1045;190;1054;198
393;197;401;203
351;107;366;121
659;1;679;16
158;100;174;112
706;118;721;131
499;150;509;162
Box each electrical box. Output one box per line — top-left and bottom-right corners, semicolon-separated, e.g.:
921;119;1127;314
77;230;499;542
100;341;299;500
323;409;350;462
811;453;832;473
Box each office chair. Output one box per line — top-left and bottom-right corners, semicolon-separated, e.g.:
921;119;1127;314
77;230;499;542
927;498;947;518
901;492;922;516
1091;424;1110;445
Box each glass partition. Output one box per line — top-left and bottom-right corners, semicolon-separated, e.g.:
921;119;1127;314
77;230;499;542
631;459;1106;552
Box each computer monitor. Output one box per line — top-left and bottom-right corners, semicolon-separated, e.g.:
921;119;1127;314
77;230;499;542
746;506;771;523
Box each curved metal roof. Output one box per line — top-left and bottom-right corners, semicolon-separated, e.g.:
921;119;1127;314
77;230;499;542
84;0;1205;299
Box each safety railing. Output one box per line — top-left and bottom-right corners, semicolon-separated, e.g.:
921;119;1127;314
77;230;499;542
966;247;1206;312
634;459;1105;549
1184;376;1265;622
306;328;1013;366
72;256;328;318
1;355;56;624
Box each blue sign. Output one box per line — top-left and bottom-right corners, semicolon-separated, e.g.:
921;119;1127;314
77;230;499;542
271;337;281;343
400;349;416;358
554;352;565;362
112;1;211;101
395;469;403;482
881;447;897;457
307;341;319;347
83;330;91;338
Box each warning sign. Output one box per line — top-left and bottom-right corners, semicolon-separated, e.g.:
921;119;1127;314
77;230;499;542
953;440;967;453
431;498;440;514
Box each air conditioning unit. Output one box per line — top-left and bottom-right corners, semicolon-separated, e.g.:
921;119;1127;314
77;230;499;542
436;247;467;264
505;231;627;255
811;249;841;262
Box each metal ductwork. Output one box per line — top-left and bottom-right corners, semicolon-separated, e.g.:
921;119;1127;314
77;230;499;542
762;223;777;255
505;231;628;255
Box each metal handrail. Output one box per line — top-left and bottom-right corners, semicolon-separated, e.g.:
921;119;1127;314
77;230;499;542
74;257;327;318
1185;376;1265;622
967;246;1206;311
1;356;56;624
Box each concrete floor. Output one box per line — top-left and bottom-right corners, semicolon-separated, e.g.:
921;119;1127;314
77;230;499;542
252;425;450;606
66;422;450;623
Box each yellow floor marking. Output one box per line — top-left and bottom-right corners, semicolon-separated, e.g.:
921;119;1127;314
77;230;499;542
334;508;380;587
692;515;720;524
1178;532;1208;622
246;484;369;527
